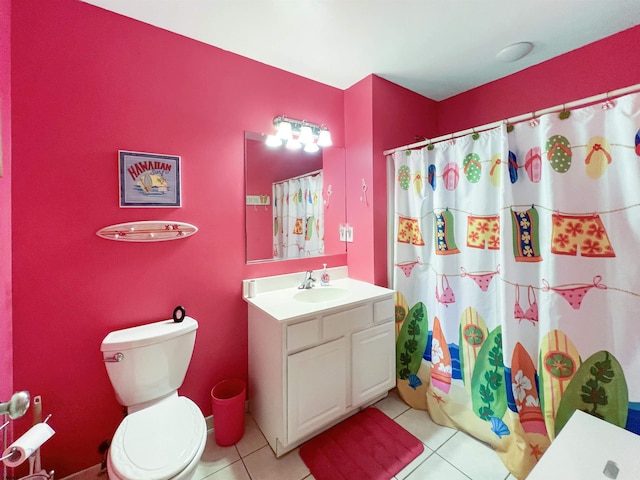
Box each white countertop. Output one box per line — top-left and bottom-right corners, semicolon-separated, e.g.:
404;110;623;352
244;277;394;322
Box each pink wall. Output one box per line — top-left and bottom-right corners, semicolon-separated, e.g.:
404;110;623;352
344;76;439;286
437;25;640;135
344;76;375;282
0;0;12;401
10;1;344;476
8;1;640;477
371;77;439;287
245;137;323;261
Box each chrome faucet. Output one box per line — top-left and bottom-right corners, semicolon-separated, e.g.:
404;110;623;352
299;270;316;289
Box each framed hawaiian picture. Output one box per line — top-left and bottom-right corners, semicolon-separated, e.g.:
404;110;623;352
118;150;181;207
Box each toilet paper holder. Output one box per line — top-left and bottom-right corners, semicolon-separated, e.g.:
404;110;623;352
2;413;55;480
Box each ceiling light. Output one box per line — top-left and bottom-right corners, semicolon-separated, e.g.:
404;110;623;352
496;42;534;62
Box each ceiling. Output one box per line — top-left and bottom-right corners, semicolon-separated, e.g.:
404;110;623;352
81;0;640;101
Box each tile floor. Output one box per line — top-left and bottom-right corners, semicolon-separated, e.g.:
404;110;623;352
67;389;517;480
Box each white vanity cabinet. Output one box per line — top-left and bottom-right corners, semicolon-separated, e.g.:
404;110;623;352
247;284;395;457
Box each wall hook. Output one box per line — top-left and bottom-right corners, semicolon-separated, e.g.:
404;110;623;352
360;179;368;204
324;184;332;207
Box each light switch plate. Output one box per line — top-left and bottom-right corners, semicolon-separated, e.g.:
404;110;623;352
346;225;354;242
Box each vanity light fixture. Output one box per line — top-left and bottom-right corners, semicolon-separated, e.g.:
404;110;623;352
266;115;332;152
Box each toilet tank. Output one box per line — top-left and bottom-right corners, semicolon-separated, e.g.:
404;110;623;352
101;317;198;408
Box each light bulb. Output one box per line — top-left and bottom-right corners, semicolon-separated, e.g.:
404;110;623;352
317;128;332;147
276;121;292;141
286;138;302;150
304;142;319;153
299;125;314;145
265;134;282;147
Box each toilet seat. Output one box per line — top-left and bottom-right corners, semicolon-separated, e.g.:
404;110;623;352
109;396;206;480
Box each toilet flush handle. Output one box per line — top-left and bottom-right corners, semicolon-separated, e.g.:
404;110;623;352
104;353;124;363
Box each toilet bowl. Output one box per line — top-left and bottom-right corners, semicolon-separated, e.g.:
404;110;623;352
101;317;207;480
106;395;207;480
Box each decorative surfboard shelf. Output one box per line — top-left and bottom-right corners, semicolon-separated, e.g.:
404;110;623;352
96;221;198;242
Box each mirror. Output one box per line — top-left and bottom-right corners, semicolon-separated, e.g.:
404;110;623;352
245;131;346;263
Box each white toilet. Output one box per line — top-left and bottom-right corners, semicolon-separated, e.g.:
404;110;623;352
101;316;207;480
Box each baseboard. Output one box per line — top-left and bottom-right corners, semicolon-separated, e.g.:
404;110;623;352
205;413;213;431
59;463;105;479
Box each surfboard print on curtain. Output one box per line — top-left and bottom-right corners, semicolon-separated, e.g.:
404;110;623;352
459;307;488;394
391;92;640;479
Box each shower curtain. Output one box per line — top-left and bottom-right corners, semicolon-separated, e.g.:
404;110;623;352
391;91;640;478
272;171;324;259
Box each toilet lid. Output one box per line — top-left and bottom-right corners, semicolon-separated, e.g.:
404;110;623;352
109;396;205;480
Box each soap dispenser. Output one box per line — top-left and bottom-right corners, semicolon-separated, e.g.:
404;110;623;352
320;264;330;286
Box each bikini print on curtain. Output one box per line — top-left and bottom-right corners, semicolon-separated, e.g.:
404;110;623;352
391;91;640;479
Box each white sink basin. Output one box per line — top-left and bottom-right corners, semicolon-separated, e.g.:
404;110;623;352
294;287;349;303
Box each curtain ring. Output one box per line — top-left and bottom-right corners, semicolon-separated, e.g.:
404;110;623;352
529;111;539;127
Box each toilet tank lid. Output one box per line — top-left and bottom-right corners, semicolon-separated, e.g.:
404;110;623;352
101;317;197;352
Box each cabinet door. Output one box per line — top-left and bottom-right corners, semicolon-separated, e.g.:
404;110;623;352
351;321;395;407
287;337;347;442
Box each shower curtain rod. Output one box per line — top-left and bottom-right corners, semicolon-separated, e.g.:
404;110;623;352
383;83;640;156
276;168;322;183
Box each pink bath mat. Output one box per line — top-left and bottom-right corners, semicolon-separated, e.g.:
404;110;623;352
299;407;424;480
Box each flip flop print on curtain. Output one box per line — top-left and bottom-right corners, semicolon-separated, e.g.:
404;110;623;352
513;284;539;325
635;128;640;156
546;135;572;173
397;165;411;190
584;136;612;179
435;274;455;307
489;154;502;187
542;275;607;310
398;164;426;195
463;153;482;183
428;164;437;191
460;265;500;292
442;162;460;190
508;151;518;184
525;147;542;182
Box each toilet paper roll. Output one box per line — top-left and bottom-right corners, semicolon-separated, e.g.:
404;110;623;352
2;422;55;467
